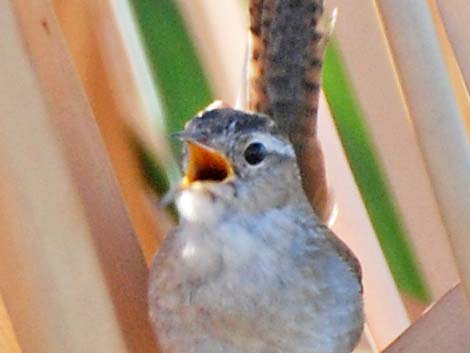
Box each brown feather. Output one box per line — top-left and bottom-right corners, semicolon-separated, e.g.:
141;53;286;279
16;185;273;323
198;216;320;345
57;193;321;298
247;0;330;222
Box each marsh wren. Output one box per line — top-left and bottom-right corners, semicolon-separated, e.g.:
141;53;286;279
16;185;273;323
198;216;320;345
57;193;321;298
149;0;363;351
148;108;363;353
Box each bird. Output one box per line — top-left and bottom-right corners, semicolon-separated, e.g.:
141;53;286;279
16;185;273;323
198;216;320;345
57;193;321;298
148;107;364;353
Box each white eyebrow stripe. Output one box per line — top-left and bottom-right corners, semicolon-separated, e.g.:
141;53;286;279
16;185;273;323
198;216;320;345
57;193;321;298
247;133;295;157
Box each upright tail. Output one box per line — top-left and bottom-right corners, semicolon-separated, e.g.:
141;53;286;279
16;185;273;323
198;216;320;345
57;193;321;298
247;0;333;222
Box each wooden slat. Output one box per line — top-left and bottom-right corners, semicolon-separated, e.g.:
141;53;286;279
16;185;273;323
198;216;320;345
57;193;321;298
175;0;247;105
0;0;158;352
384;284;470;353
377;0;470;307
434;0;470;102
318;94;409;351
52;0;170;264
100;0;177;161
0;294;22;353
430;0;470;138
326;0;458;300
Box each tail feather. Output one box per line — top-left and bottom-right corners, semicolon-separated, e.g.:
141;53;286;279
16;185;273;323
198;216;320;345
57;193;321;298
247;0;333;222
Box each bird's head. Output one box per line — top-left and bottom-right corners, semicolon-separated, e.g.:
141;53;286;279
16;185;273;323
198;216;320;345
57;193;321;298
172;107;305;222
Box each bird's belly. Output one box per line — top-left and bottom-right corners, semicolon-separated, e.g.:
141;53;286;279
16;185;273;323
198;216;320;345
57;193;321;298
150;246;362;353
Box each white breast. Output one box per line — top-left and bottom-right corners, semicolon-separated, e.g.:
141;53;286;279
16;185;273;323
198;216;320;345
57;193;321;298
176;187;221;224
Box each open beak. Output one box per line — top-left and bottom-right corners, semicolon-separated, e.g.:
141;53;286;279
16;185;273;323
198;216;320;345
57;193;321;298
182;141;234;186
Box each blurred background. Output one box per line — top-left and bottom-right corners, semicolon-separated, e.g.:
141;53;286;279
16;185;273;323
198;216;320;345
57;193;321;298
1;1;470;352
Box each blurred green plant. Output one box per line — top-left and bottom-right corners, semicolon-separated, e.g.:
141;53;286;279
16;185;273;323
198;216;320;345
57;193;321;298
323;41;429;301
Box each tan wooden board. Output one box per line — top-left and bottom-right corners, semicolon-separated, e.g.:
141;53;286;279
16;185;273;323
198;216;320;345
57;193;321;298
53;0;169;264
0;1;159;352
384;284;470;353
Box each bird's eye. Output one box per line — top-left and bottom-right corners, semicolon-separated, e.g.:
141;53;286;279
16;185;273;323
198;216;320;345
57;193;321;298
244;142;267;165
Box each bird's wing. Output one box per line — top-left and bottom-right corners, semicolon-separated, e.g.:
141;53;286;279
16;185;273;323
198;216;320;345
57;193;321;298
320;224;363;293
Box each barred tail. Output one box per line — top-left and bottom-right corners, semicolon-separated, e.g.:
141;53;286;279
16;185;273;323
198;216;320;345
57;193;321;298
248;0;332;222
